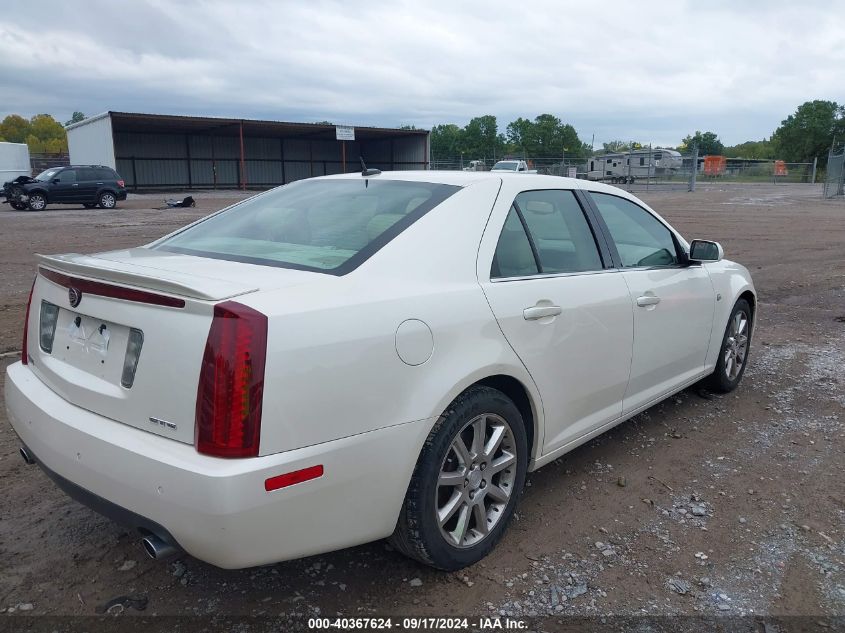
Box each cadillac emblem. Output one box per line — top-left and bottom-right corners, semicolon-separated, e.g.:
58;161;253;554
68;287;82;308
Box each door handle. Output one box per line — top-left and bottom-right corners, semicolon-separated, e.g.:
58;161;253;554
636;295;661;307
71;183;79;187
523;305;562;320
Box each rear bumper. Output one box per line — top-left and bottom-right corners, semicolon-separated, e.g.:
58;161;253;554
5;361;430;568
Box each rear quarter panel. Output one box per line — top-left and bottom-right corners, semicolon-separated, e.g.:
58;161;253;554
241;178;543;457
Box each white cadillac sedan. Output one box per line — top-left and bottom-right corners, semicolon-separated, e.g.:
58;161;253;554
5;171;755;570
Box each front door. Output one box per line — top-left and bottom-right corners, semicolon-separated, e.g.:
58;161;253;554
49;168;81;202
479;188;634;455
588;191;716;413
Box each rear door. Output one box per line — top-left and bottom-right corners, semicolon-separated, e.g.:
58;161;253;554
75;168;100;202
479;187;633;455
587;191;715;413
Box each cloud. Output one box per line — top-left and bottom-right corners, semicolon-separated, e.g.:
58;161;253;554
1;0;843;146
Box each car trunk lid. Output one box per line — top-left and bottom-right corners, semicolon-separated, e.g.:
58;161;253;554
26;248;318;445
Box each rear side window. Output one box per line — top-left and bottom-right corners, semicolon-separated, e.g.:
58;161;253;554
77;168;98;181
591;192;678;267
153;179;459;274
491;207;539;278
96;167;116;180
491;190;603;278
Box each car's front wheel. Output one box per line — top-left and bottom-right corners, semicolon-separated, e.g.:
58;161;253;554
98;192;117;209
27;192;47;211
706;298;752;393
391;385;528;570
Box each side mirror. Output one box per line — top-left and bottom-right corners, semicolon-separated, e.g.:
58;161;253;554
689;239;724;262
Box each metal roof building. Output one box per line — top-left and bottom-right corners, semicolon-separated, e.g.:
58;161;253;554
66;112;430;190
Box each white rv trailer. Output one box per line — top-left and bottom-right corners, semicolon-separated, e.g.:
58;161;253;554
0;142;31;183
586;148;682;183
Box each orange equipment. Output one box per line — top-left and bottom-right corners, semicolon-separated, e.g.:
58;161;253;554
703;155;727;177
773;160;788;177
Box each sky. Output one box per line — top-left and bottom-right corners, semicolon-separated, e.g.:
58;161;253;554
1;0;843;148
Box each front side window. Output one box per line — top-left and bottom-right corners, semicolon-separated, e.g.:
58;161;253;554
491;190;603;278
153;179;458;274
591;192;678;268
55;169;77;183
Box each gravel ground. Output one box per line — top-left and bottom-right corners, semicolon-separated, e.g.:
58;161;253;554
0;183;843;628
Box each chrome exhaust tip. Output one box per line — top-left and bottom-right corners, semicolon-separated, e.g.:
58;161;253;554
19;446;36;465
141;535;178;561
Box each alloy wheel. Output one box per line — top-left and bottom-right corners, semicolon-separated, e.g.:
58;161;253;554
29;194;46;210
436;413;517;549
724;309;749;380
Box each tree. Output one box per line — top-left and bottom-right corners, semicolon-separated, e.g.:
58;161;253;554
461;115;503;160
30;114;66;141
772;100;845;165
65;111;86;126
723;139;776;160
0;115;31;143
505;114;584;160
680;131;724;156
505;117;534;156
430;123;463;160
602;140;643;153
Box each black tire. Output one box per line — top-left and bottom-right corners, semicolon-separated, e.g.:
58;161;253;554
98;191;117;209
10;201;27;211
83;202;96;209
27;192;47;211
705;298;753;393
390;385;528;570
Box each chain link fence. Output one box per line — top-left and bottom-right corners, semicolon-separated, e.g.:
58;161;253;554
431;153;814;192
824;147;845;199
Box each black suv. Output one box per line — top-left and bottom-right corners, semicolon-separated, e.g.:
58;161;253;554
2;165;127;211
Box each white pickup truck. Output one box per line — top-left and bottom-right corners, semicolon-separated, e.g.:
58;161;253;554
491;160;536;173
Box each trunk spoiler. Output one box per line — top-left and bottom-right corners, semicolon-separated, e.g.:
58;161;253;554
37;253;259;302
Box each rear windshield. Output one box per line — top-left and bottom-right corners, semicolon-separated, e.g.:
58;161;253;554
493;162;518;171
153;179;459;274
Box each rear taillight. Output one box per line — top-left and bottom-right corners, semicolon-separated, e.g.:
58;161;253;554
117;179;125;188
21;280;34;365
121;328;144;388
195;301;267;458
39;301;60;353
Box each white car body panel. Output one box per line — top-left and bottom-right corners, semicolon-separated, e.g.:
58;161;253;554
4;171;756;568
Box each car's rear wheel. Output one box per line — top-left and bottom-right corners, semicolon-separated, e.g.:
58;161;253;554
98;192;117;209
27;192;47;211
390;385;528;570
705;298;752;393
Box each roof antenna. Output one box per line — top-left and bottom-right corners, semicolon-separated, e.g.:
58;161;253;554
360;157;381;177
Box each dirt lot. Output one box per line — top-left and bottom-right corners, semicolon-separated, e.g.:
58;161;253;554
0;184;843;627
